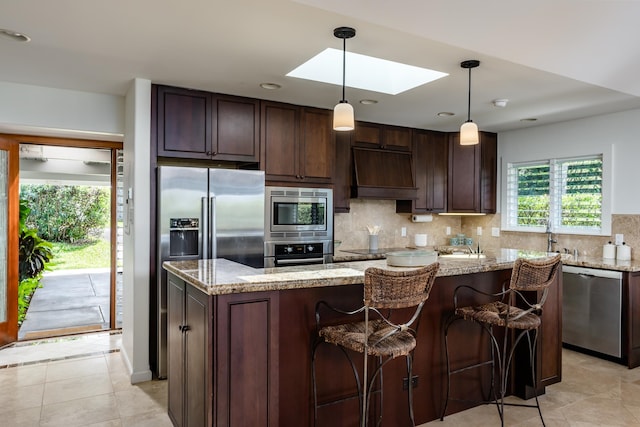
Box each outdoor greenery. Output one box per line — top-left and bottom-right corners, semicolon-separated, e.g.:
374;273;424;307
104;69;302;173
18;200;54;324
49;240;110;271
515;157;602;228
20;184;110;243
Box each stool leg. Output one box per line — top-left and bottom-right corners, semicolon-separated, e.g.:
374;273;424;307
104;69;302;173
527;329;545;426
311;339;320;427
440;314;455;420
406;353;415;427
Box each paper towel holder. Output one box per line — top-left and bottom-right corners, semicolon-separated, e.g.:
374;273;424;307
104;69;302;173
411;214;433;223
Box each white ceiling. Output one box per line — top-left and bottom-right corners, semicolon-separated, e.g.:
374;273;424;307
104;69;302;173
2;0;640;133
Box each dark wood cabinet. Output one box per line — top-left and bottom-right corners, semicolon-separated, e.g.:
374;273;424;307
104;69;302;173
333;131;352;213
353;121;411;151
154;85;259;162
397;129;447;213
261;101;334;185
215;292;280;426
624;271;640;368
447;131;497;213
167;275;212;427
156;85;212;160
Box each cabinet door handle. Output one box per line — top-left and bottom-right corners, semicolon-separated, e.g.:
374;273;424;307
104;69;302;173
179;325;191;332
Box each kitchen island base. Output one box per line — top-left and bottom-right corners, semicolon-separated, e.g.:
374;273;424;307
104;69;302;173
165;266;561;426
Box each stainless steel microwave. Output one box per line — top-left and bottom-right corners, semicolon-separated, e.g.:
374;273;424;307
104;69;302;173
265;186;333;240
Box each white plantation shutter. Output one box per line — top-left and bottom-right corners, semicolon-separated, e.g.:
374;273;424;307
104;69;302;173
506;155;604;235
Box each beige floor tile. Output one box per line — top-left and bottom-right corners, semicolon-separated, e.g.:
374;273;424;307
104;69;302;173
114;380;168;418
40;394;120;427
0;382;45;411
86;420;122;427
43;373;113;405
121;410;173;427
0;364;47;387
46;355;108;382
0;406;42;427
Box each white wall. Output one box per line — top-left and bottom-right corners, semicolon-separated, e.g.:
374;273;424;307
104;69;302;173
0;82;124;139
498;108;640;215
121;78;152;383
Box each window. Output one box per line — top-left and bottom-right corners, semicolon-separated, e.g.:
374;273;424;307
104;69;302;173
505;155;607;235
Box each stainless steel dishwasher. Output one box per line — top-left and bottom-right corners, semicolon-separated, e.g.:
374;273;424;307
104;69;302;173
562;265;623;358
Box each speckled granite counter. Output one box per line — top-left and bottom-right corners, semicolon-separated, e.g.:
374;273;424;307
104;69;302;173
335;247;640;273
163;248;566;295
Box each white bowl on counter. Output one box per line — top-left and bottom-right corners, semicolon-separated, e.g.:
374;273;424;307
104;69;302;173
386;250;438;267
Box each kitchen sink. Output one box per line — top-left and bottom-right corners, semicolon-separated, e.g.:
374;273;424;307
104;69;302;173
438;253;486;259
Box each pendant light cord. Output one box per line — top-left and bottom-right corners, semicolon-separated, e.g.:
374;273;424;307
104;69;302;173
466;67;472;122
341;36;346;102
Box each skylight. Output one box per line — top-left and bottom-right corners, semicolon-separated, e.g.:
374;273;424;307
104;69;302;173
287;48;448;95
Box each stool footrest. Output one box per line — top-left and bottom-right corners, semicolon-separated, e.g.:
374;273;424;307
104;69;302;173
449;359;493;375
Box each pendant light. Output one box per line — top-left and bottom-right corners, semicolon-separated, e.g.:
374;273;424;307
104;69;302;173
333;27;356;131
460;60;480;145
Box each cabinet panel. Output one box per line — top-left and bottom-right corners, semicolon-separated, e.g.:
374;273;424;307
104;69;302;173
214;95;260;162
353;121;411;151
216;293;279;427
299;108;334;183
157;86;212;159
383;125;412;151
185;286;209;427
448;133;480;212
261;101;299;181
625;272;640;368
398;130;447;213
167;277;185;426
333;132;352;213
447;132;497;213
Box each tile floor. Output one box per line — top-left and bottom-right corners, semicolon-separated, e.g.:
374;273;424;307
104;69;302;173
0;332;171;426
2;332;640;426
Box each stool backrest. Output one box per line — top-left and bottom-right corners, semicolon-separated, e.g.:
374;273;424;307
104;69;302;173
364;263;439;309
509;254;562;293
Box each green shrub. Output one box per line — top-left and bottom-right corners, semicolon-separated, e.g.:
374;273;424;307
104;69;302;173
18;199;54;324
20;184;109;243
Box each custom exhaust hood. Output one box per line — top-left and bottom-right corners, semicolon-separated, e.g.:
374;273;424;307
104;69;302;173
352;147;417;200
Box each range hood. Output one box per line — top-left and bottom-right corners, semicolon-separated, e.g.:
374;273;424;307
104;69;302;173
352;147;417;199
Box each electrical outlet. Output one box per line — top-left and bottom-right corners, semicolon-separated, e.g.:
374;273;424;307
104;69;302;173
476;226;483;236
401;227;407;237
402;375;419;390
446;226;451;235
492;227;500;237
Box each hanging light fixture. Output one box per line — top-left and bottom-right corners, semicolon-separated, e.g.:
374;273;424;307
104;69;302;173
460;59;480;145
333;26;356;131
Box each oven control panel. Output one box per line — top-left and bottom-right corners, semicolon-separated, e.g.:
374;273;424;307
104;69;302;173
274;242;324;257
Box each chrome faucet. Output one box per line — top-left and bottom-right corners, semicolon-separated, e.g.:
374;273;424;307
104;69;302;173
545;220;557;252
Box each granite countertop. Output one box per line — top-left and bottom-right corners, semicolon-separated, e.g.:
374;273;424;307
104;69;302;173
163;248;574;296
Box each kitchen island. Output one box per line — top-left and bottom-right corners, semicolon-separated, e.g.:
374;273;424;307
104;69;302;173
163;250;563;427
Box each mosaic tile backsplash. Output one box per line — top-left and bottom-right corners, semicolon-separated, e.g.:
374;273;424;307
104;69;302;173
334;199;638;259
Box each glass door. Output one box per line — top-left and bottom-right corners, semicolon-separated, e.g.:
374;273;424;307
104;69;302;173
0;136;19;345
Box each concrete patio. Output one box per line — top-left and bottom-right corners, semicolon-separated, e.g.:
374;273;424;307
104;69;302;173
19;268;123;340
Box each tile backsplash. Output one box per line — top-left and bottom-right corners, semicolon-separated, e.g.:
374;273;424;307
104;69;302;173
334;199;639;260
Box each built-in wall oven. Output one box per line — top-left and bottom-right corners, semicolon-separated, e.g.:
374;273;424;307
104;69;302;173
264;186;333;267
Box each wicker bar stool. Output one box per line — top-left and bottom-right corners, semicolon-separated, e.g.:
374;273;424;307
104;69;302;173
312;263;439;427
440;254;561;426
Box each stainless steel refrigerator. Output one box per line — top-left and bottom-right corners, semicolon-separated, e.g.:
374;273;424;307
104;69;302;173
156;166;265;378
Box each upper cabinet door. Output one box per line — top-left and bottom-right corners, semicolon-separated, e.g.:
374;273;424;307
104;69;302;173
447;132;497;213
260;101;300;181
213;95;260;162
154;85;260;162
156;85;213;160
299;107;334;183
353;122;411;151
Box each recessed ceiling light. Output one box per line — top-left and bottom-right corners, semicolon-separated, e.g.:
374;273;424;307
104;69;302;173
359;99;378;105
520;118;538;122
260;82;281;90
437;112;455;117
0;28;31;42
287;48;448;95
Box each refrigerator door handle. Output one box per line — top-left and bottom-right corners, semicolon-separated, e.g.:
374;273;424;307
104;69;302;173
210;196;216;259
201;196;208;259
